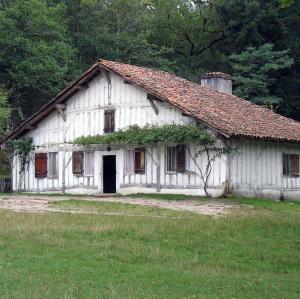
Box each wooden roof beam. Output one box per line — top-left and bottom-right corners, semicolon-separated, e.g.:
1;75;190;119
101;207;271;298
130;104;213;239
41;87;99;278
75;84;88;90
147;94;159;115
55;104;67;121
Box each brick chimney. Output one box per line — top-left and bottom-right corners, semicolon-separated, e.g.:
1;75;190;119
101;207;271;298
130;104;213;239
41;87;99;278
200;72;232;95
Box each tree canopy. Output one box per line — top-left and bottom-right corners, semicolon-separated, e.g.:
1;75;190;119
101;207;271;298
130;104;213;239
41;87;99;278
229;43;294;106
0;0;299;135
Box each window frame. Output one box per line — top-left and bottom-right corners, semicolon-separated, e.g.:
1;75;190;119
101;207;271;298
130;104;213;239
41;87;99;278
282;153;299;178
104;109;115;133
134;148;146;174
125;148;146;175
165;145;186;174
165;146;177;173
48;152;58;179
125;149;135;175
84;151;94;177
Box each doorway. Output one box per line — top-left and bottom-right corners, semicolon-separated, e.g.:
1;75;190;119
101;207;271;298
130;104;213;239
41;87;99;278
103;155;116;193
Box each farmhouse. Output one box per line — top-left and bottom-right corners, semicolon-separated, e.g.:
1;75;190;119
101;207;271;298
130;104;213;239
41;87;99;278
1;60;300;200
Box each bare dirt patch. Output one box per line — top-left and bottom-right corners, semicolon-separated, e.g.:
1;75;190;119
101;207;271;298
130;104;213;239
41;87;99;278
0;195;236;216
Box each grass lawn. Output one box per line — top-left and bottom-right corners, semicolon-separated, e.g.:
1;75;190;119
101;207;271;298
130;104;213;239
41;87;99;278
0;197;299;298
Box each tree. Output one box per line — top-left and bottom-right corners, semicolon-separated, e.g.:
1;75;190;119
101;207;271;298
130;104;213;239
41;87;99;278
58;0;173;72
0;88;10;138
147;0;227;80
229;43;293;106
0;0;75;122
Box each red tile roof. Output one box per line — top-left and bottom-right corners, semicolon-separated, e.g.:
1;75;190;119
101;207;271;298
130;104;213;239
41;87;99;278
101;60;300;142
1;59;300;145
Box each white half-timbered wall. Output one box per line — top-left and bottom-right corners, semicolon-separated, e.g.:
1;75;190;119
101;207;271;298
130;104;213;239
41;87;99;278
12;71;227;196
12;70;300;199
231;139;300;200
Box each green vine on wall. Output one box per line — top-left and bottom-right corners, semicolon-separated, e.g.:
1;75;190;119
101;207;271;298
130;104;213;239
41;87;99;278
9;138;35;174
73;124;215;146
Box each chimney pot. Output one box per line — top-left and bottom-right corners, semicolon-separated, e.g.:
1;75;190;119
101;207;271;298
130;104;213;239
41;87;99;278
200;72;232;95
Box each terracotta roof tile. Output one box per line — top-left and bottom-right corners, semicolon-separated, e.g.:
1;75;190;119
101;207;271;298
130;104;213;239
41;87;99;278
100;59;300;142
1;59;300;145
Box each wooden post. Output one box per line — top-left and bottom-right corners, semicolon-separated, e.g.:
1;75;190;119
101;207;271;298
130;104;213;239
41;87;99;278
62;150;66;193
60;105;67;193
156;147;161;192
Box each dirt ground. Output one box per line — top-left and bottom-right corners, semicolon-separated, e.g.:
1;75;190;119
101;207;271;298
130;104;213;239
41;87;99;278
0;194;236;216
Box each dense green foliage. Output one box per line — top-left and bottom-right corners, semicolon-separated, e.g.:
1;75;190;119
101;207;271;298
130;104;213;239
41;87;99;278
0;0;299;131
0;0;75;122
0;196;299;297
229;43;294;105
0;150;10;178
9;138;34;174
0;88;10;136
74;124;215;146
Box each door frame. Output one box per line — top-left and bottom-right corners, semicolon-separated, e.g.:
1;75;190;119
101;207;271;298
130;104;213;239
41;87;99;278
100;151;120;194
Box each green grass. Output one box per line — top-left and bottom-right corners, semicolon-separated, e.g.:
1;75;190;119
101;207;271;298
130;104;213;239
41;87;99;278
50;199;192;218
0;198;299;298
228;195;300;217
126;192;204;201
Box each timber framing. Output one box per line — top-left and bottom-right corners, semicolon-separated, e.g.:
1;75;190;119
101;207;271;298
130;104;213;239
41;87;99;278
2;59;299;146
147;94;159;115
0;60;228;146
55;104;67;122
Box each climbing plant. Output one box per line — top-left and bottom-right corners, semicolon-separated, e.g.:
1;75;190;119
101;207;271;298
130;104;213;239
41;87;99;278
74;124;233;198
74;124;215;146
9;138;35;174
186;146;231;198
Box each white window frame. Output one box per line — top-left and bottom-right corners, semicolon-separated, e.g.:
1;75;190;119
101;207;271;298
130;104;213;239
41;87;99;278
165;146;177;173
125;149;135;175
48;152;58;179
84;151;94;177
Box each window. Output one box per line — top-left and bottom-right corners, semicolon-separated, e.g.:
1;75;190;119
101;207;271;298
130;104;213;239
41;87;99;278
135;148;145;174
166;145;186;173
35;153;47;178
48;152;58;178
104;110;115;133
125;149;135;174
125;148;145;174
283;153;299;177
166;147;176;172
84;152;94;176
72;151;84;176
72;151;94;176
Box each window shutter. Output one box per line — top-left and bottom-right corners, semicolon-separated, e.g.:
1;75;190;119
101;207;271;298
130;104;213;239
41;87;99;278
48;152;58;177
35;153;47;178
84;152;94;176
104;110;115;133
135;149;145;174
176;145;186;173
72;151;84;176
282;153;289;175
125;150;135;174
290;154;299;177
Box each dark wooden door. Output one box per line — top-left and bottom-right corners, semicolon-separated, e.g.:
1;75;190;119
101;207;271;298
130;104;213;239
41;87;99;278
103;155;116;193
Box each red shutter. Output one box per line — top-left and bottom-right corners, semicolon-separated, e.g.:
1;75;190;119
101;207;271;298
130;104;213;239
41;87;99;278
35;153;47;178
104;110;115;133
176;145;186;173
290;154;299;177
72;151;84;176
